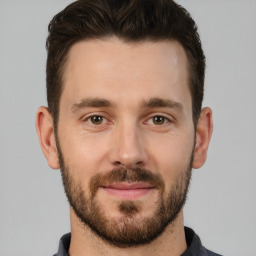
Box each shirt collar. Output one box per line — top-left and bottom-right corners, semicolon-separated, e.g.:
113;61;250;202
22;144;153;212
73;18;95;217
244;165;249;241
54;227;219;256
54;233;70;256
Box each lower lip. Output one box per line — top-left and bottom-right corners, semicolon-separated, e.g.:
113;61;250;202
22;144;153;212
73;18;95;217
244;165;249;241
102;187;154;200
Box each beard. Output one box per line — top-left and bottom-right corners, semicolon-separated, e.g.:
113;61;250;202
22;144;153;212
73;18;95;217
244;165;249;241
57;143;193;248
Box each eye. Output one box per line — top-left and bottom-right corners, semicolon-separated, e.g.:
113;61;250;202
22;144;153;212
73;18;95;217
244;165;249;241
148;115;169;125
88;115;106;125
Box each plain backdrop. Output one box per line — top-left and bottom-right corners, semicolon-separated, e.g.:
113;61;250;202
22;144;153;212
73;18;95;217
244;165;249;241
0;1;255;255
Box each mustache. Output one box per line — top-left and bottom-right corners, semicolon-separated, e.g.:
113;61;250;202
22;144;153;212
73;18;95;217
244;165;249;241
89;167;165;198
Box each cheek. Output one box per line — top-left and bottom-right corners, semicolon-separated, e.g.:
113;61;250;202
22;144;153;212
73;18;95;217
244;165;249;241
58;128;108;183
148;132;194;182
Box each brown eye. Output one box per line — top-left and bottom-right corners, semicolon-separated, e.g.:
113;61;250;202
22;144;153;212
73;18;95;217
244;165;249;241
152;116;167;125
89;116;105;125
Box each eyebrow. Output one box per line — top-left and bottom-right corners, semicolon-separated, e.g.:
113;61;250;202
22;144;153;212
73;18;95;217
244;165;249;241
71;97;183;113
71;98;115;112
141;97;183;111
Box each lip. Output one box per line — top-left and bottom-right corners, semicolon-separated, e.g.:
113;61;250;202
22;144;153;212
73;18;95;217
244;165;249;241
101;182;155;200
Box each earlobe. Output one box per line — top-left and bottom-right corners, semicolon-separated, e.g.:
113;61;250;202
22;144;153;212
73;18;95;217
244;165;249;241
192;107;213;169
35;106;60;169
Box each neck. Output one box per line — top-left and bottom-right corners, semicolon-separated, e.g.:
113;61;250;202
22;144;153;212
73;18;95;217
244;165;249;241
68;208;187;256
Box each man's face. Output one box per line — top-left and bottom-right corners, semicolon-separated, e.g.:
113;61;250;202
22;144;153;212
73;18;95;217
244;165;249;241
56;38;195;247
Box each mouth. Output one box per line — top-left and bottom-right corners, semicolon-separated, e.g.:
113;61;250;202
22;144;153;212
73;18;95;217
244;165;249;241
101;182;155;200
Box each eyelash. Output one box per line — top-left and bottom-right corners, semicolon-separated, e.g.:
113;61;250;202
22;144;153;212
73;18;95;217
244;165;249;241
85;115;108;126
82;114;173;128
146;115;171;126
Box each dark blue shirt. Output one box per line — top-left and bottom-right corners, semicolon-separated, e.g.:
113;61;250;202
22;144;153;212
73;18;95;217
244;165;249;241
54;227;222;256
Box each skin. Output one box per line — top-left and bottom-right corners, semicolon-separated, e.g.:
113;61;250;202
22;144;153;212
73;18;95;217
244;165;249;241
36;37;213;256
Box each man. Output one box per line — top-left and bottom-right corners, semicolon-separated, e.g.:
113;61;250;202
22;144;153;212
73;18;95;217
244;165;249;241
36;0;221;255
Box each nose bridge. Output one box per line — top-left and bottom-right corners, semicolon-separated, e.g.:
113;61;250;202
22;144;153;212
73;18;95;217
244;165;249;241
109;118;148;167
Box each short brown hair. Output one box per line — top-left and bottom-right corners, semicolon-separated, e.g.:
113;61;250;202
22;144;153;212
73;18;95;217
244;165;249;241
46;0;205;127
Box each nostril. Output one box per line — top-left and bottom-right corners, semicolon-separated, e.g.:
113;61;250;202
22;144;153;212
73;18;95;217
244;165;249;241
113;161;122;166
112;160;144;169
135;161;144;166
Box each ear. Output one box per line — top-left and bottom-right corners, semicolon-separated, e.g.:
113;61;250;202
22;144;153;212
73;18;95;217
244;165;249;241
192;107;213;169
35;106;60;169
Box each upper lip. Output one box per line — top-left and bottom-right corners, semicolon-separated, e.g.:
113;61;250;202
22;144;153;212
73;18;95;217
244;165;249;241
102;182;155;190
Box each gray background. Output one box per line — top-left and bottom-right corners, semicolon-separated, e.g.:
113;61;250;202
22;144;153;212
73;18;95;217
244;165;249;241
0;0;255;255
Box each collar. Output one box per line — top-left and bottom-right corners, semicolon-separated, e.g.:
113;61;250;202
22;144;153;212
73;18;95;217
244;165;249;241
54;227;221;256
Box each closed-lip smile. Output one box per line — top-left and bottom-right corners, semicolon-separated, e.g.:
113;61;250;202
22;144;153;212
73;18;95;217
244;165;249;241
101;182;155;199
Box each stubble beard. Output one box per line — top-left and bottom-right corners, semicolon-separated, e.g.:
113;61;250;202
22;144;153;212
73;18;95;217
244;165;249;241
57;143;193;248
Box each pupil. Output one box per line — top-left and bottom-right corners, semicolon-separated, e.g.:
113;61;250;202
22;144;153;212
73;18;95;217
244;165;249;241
154;116;164;125
92;116;102;124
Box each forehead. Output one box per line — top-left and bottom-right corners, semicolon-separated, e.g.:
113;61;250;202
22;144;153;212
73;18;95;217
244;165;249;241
60;37;191;113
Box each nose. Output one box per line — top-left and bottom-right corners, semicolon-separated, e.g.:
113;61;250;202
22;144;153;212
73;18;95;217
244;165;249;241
108;121;148;168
